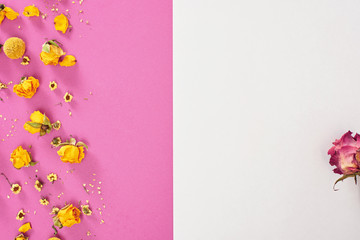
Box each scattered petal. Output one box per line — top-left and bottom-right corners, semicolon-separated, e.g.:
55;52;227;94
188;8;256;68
54;14;69;34
59;55;76;67
23;5;39;17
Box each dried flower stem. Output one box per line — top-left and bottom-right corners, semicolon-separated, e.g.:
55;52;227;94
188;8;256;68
52;225;58;235
1;173;12;187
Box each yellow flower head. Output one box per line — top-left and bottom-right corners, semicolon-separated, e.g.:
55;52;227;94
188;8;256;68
23;111;52;136
81;205;92;216
59;55;77;67
49;238;61;240
52;120;61;130
57;145;85;164
49;81;57;90
23;5;39;17
47;173;58;183
51;137;62;147
40;40;65;66
54;14;69;34
16;209;25;221
34;180;43;192
40;198;49;206
64;92;73;102
57;204;81;227
21;56;30;65
15;234;28;240
10;146;31;169
11;183;22;194
3;37;25;59
19;222;32;233
13;76;39;98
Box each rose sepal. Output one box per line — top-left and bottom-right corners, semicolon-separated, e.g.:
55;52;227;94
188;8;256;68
333;172;360;190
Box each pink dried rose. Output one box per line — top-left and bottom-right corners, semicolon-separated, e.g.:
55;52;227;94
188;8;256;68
328;131;360;189
328;131;360;174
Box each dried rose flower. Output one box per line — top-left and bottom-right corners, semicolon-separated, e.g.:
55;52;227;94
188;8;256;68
55;137;88;164
24;111;57;136
53;204;81;228
10;146;33;169
329;131;360;174
13;76;39;98
40;40;64;65
328;131;360;188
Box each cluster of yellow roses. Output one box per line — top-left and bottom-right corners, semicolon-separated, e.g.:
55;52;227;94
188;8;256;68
0;4;77;101
9;110;87;239
0;4;76;66
14;204;81;239
11;111;87;169
0;4;90;239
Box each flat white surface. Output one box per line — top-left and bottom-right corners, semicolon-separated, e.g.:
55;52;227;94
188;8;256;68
174;0;360;239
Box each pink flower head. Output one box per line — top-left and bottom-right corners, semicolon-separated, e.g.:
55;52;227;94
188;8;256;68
328;131;360;175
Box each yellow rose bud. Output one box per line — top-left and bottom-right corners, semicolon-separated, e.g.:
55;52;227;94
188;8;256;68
57;204;81;227
57;145;85;163
54;14;69;34
13;76;39;98
59;55;77;67
23;5;39;17
18;222;31;233
23;110;51;135
40;43;65;66
10;146;31;169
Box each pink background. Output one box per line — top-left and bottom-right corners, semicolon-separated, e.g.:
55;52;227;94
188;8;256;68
0;0;172;239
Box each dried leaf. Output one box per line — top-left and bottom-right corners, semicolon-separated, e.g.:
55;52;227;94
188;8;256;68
27;122;42;128
76;141;88;150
